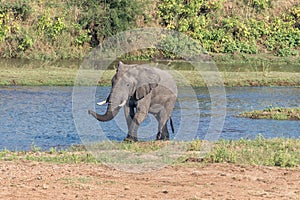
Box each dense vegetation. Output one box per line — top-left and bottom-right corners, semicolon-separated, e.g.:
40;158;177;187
0;0;300;60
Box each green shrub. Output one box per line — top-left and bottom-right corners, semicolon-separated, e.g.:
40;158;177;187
72;23;91;46
1;0;300;60
17;34;33;51
0;0;32;21
0;12;10;42
76;0;146;46
244;0;271;13
37;12;66;42
158;0;300;57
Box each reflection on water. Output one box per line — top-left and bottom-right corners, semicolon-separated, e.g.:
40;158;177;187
0;86;299;150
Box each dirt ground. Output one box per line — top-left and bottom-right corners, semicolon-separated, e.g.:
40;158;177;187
0;161;299;200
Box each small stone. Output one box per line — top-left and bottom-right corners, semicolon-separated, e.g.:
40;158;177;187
42;184;49;189
162;190;168;194
191;171;202;176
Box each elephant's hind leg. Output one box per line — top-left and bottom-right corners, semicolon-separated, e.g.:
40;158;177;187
155;112;170;140
156;123;169;140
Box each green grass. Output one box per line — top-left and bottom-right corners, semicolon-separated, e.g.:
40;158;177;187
0;147;98;164
1;138;299;167
212;53;300;65
0;65;77;86
187;137;300;167
1;64;300;87
239;107;300;120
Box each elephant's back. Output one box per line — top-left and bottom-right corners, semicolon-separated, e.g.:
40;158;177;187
137;64;178;95
154;68;177;96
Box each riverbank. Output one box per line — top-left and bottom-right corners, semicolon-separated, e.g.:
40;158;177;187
1;138;299;167
0;138;299;199
1;61;300;87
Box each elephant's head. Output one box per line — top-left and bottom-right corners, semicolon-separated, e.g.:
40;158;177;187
88;61;159;121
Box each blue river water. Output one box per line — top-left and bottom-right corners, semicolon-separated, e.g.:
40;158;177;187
0;86;299;150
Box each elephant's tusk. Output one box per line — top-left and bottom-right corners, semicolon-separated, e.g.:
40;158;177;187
97;100;107;106
118;100;127;107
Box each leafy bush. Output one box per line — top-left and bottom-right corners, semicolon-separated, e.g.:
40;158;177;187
157;32;206;59
158;0;300;57
0;12;10;42
244;0;271;13
76;0;146;46
0;0;32;21
17;34;33;51
0;0;147;59
37;12;66;42
0;0;300;60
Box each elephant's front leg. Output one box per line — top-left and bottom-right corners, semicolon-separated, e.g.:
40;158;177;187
123;105;133;130
125;98;150;142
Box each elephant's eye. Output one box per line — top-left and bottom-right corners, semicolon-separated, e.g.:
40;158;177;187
126;83;130;87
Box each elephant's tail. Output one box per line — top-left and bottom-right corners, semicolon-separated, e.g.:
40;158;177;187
170;117;174;133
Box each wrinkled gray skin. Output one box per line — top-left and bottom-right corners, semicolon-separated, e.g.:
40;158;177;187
88;61;177;142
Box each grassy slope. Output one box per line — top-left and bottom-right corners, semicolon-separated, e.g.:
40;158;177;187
1;64;300;86
0;65;77;86
0;0;300;87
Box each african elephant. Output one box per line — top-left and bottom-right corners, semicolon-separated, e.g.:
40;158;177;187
88;61;177;142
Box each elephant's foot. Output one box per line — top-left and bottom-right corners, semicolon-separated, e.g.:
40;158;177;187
124;135;138;142
156;132;169;141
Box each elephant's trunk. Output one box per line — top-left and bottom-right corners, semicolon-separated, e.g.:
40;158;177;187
88;103;121;122
89;85;128;122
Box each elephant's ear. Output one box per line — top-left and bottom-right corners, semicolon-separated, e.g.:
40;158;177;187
135;83;158;100
117;61;124;69
135;68;160;100
116;61;137;76
116;61;125;73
